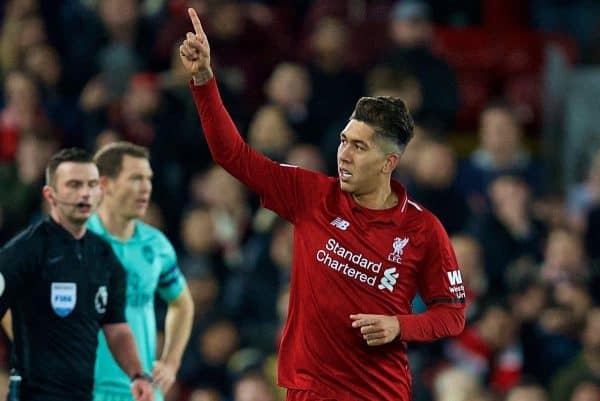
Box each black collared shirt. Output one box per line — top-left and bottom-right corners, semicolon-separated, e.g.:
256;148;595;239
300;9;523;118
0;217;126;401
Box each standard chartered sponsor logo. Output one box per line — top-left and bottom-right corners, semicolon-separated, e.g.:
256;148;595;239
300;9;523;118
316;238;398;290
378;267;399;292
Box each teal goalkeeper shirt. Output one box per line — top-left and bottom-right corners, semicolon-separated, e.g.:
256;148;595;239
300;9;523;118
88;214;186;400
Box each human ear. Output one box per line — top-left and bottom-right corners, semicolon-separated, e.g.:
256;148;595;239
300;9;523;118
382;153;399;174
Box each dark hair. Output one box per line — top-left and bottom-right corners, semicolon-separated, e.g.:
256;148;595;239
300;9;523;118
94;141;149;178
350;96;414;152
45;148;93;186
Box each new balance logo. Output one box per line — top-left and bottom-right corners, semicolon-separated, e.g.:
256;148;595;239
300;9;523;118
378;267;399;292
447;270;463;285
330;217;350;230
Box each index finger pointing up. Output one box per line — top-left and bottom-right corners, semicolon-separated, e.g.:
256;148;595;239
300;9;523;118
188;8;204;36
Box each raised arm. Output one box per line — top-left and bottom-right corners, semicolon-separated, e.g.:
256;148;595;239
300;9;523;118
179;8;280;185
179;8;213;86
179;8;326;222
0;239;32;319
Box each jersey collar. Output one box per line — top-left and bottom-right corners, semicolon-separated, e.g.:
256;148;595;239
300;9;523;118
88;213;142;243
344;179;409;225
45;215;88;242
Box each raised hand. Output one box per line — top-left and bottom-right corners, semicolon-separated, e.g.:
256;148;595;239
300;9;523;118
180;8;213;83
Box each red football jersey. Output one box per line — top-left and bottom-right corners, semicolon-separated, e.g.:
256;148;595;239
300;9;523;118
192;79;466;401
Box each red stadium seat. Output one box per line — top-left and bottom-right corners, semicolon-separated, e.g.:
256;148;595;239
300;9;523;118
456;72;493;129
432;27;502;72
482;0;528;31
503;73;542;127
497;31;544;76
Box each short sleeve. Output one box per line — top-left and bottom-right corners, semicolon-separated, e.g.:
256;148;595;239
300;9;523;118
0;237;34;317
102;246;127;325
418;216;466;308
156;238;185;303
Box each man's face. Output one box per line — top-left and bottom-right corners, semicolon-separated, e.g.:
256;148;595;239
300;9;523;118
480;109;520;155
50;162;101;224
337;120;388;195
106;155;152;219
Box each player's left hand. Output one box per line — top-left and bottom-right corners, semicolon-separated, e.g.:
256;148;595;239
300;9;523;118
350;314;400;346
152;360;177;394
131;377;154;401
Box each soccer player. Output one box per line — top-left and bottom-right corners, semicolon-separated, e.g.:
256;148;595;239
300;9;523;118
0;148;153;401
180;9;467;401
90;142;194;401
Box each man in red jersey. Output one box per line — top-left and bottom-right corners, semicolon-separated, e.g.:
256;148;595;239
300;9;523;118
179;8;466;401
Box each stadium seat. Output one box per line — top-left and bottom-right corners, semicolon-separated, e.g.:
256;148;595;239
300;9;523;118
497;31;544;76
456;72;493;129
432;27;502;72
482;0;528;31
503;73;542;127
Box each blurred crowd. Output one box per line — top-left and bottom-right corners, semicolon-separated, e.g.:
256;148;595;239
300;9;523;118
1;0;600;401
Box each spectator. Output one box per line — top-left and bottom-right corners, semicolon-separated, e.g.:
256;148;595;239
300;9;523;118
566;147;600;232
0;70;48;161
451;234;488;322
570;381;600;401
505;383;548;401
550;308;600;401
445;301;523;392
305;17;363;139
263;62;316;144
233;372;275;401
540;228;588;285
433;367;484;401
284;144;326;173
409;140;470;234
0;128;58;242
248;105;296;161
458;102;541;213
381;0;459;130
469;176;546;296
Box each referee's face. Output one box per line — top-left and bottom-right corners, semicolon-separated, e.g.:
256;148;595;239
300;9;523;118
52;162;101;224
108;155;153;219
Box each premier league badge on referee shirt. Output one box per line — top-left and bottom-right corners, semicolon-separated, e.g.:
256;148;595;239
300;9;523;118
50;282;77;317
95;286;108;314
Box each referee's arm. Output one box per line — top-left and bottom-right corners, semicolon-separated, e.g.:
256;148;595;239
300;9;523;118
102;247;153;401
1;310;12;340
102;323;145;378
0;239;32;323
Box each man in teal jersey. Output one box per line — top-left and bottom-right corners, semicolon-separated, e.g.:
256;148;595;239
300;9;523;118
90;142;194;401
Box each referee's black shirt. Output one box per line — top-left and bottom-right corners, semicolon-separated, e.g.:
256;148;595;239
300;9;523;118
0;217;127;401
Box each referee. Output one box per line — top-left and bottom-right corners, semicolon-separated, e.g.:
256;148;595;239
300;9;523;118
0;148;153;401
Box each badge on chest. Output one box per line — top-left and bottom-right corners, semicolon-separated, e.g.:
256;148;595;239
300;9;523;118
51;282;77;317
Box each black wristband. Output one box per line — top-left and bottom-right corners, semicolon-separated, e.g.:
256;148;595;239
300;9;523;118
130;372;152;383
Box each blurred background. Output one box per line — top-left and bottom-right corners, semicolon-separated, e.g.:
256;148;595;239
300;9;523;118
0;0;600;400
